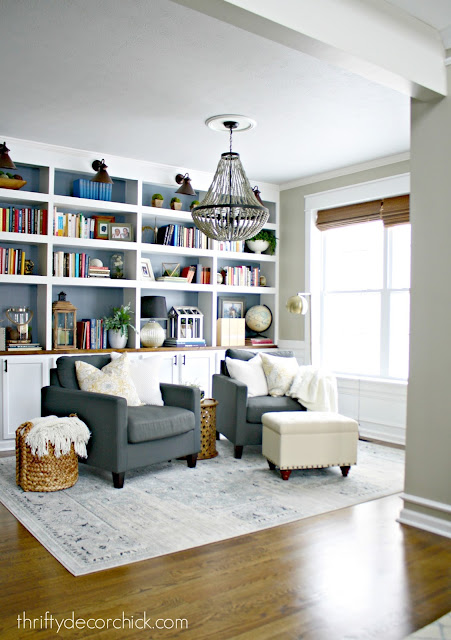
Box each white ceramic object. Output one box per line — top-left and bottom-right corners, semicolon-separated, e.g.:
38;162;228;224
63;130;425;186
140;321;165;348
246;239;269;254
108;329;128;349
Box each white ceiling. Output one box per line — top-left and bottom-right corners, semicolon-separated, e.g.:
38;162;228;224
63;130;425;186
0;0;448;185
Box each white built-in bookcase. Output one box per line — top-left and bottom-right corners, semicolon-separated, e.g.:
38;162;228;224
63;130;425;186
0;137;279;350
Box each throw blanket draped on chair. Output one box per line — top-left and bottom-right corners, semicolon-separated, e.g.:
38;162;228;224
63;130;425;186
289;366;338;412
24;415;91;459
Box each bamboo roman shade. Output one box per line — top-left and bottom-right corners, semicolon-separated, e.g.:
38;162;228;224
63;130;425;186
316;194;409;230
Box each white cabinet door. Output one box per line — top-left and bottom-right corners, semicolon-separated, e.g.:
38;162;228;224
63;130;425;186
158;352;180;385
178;351;215;399
1;357;50;442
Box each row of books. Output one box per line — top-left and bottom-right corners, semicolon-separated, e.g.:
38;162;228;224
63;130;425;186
77;319;108;350
73;179;112;201
0;246;27;275
53;209;96;239
220;265;260;287
156;224;213;250
0;206;48;235
217;241;245;253
53;251;91;278
180;265;211;284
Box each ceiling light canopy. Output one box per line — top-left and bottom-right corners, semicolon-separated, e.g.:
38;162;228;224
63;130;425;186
191;115;269;242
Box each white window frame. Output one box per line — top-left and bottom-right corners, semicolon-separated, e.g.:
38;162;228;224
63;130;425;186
305;173;410;378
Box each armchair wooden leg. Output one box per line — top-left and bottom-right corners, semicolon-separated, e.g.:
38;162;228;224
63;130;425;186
234;445;243;459
216;430;220;440
267;460;276;470
340;465;351;477
112;472;125;489
187;453;198;468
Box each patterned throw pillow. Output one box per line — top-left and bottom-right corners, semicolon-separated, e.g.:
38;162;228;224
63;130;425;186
75;354;143;406
259;352;299;397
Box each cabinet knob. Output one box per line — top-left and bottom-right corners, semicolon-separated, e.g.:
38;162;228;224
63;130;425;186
174;355;177;365
182;354;186;365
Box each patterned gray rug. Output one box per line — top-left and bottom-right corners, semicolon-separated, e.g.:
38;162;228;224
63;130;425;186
0;439;404;576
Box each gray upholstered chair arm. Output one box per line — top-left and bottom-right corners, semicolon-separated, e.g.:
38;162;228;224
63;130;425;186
212;373;248;440
160;383;201;440
41;386;128;472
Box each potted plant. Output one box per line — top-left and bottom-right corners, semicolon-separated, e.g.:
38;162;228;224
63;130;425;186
171;196;182;211
246;230;277;255
103;303;136;349
152;193;164;208
190;200;199;211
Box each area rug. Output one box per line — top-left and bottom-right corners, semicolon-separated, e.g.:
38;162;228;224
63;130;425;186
404;611;451;639
0;439;404;576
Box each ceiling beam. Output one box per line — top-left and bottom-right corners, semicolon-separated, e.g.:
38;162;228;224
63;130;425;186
171;0;447;100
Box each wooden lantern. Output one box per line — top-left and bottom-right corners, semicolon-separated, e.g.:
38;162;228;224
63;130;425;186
52;292;77;350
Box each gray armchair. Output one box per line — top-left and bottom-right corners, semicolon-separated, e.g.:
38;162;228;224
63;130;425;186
212;349;306;458
41;354;200;488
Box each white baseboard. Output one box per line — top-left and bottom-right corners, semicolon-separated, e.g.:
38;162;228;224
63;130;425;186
398;493;451;538
0;441;14;453
398;508;451;539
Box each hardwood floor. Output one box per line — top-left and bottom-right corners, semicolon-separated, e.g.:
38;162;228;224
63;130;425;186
0;494;450;639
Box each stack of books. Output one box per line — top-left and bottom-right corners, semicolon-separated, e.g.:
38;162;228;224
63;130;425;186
7;342;42;351
88;265;110;278
245;337;276;347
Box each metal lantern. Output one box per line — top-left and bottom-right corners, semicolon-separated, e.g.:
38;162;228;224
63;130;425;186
191;120;269;241
52;292;77;350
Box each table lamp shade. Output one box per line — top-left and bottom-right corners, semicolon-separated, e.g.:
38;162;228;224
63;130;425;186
141;296;167;319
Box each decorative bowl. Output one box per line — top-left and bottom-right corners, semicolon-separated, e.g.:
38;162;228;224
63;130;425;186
246;239;269;254
0;178;27;190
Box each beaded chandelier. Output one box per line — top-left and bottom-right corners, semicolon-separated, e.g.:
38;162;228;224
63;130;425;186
191;119;269;241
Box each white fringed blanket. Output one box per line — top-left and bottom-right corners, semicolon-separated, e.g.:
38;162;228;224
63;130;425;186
289;366;338;412
23;416;90;459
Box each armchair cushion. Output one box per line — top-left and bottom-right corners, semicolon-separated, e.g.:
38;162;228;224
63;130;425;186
225;355;268;397
127;405;195;443
75;355;142;406
247;395;305;423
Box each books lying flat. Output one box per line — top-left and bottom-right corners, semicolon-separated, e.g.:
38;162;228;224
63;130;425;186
163;338;206;347
156;276;189;283
7;344;42;350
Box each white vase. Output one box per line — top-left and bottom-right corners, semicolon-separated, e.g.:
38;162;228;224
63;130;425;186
246;239;270;254
108;329;128;349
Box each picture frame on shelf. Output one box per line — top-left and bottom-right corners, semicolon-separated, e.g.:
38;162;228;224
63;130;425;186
140;258;155;281
93;215;115;240
108;222;133;242
219;298;245;319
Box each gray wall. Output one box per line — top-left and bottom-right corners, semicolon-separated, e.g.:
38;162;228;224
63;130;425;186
279;160;410;341
404;65;451;521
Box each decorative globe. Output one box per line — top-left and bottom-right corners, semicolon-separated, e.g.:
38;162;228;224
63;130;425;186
245;305;272;333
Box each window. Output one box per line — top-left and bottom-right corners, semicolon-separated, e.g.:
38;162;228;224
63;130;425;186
320;221;411;380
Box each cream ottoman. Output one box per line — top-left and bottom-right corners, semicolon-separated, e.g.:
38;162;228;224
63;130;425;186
262;411;359;480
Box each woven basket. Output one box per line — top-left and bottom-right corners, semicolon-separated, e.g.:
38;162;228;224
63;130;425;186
16;422;79;492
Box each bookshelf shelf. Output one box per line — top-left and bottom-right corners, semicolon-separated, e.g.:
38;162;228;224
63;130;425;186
0;136;279;351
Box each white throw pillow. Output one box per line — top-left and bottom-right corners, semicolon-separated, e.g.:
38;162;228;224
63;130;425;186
225;355;269;397
75;354;143;406
110;352;164;406
259;352;299;397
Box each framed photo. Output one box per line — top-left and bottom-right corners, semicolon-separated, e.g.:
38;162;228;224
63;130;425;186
140;258;155;281
219;298;245;319
93;215;115;240
108;223;133;242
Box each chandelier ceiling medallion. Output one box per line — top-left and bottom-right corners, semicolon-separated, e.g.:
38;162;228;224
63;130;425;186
191;115;269;242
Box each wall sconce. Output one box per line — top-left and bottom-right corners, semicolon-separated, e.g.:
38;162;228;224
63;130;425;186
252;186;264;205
286;292;312;364
0;141;17;170
175;173;196;196
92;159;113;184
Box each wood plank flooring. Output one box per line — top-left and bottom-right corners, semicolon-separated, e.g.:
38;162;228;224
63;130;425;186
1;494;450;639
